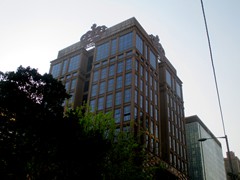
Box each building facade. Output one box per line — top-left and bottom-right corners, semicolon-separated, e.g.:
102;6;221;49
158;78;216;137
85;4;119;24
185;115;226;180
224;151;240;180
49;17;187;178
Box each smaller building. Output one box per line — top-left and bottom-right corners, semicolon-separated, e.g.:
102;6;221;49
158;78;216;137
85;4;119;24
224;151;240;180
185;115;226;180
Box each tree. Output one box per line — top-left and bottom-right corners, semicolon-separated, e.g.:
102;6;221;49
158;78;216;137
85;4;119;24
0;66;163;179
0;66;69;179
103;131;150;180
0;66;118;179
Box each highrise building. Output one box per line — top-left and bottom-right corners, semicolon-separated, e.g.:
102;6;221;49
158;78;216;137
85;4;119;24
49;17;187;178
224;151;240;180
185;115;226;180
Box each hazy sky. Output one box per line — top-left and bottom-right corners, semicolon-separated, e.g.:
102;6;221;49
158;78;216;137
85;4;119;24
1;0;239;157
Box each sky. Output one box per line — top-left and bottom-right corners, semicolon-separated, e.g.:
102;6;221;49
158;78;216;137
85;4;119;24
0;0;239;158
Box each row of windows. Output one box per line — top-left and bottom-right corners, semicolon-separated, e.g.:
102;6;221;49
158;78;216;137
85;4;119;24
136;34;143;54
64;79;77;92
93;58;132;82
51;55;81;78
166;69;182;98
168;110;185;132
146;135;160;155
95;51;133;69
96;32;157;70
96;32;133;61
135;60;158;91
145;118;159;138
169;135;187;159
90;89;131;112
167;93;183;114
91;73;132;97
134;90;159;119
169;152;188;173
168;120;186;145
136;33;157;70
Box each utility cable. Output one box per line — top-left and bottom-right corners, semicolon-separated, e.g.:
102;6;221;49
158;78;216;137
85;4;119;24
200;1;235;179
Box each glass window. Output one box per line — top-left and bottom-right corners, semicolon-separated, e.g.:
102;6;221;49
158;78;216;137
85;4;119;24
109;65;115;77
145;85;148;97
70;79;76;90
155;142;159;155
95;63;100;68
150;120;154;134
135;74;138;87
118;54;124;59
106;94;113;108
117;61;123;74
51;63;61;78
135;60;139;72
125;58;132;71
150;75;153;86
68;55;80;72
124;89;131;103
145;44;148;59
115;92;122;106
145;99;149;113
93;70;99;82
123;126;130;133
62;60;68;75
140;65;144;77
146;117;149;130
124;106;131;121
90;99;96;111
145;134;149;147
107;79;114;92
150;105;153;118
98;97;104;110
154;80;157;91
116;76;123;89
65;81;70;92
155;108;158;120
150;89;153;101
134;90;138;104
145;71;148;82
140;95;143;109
140;79;143;92
96;42;109;61
111;39;117;55
91;84;98;97
166;70;172;87
119;32;133;52
155;94;158;105
99;82;106;95
84;81;89;92
149;50;157;69
114;108;121;123
110;57;116;63
176;82;182;98
101;68;107;79
134;107;138;119
126;51;132;56
125;73;131;86
102;60;107;65
136;34;143;54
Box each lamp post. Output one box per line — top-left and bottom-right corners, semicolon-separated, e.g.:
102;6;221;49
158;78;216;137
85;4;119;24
198;135;235;180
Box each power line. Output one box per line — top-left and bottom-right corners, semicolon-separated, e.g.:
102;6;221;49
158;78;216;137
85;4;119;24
200;0;226;136
199;0;235;179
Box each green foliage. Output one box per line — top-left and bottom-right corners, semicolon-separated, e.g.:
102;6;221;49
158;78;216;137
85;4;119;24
103;131;150;180
66;106;116;141
0;66;69;179
0;66;164;180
